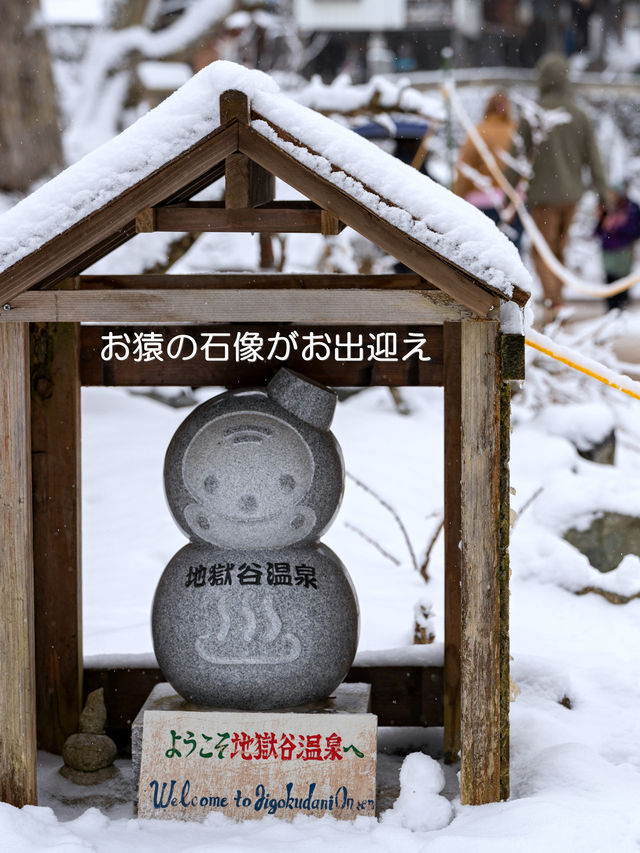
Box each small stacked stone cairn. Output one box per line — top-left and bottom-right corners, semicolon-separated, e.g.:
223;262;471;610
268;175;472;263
152;368;359;710
60;688;119;784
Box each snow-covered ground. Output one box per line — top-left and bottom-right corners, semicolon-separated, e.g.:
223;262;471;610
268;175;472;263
6;326;640;850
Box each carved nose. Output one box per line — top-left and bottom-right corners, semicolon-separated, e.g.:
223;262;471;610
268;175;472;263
238;494;258;514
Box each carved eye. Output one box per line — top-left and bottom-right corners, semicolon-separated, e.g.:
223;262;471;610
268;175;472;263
279;474;296;493
291;514;305;530
203;474;218;494
198;516;210;530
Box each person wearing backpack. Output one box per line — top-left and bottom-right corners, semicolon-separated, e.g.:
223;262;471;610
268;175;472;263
506;52;608;322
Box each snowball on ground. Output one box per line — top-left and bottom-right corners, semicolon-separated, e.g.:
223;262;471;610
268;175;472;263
382;753;452;832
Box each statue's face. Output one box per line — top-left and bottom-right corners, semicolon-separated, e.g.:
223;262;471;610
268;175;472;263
182;412;316;547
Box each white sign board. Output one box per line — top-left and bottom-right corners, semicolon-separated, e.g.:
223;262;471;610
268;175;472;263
294;0;407;31
138;709;377;821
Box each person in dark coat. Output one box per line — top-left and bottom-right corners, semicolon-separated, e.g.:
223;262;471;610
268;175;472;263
594;183;640;310
506;53;608;319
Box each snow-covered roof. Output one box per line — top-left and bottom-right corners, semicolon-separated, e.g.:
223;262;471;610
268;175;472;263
0;61;531;306
292;74;445;123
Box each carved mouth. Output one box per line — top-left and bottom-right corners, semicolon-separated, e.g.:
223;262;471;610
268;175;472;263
223;424;273;444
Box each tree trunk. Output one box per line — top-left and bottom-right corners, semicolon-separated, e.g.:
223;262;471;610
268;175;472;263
0;0;63;192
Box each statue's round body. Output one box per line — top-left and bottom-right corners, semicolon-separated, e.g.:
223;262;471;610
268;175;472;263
153;369;359;710
152;541;358;709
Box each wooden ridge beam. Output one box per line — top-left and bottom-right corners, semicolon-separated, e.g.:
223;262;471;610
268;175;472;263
0;289;474;325
75;273;431;291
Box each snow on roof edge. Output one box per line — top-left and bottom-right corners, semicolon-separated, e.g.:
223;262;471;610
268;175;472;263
0;60;531;299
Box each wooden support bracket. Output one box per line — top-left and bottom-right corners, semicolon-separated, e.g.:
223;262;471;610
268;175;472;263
135;208;156;233
321;210;343;236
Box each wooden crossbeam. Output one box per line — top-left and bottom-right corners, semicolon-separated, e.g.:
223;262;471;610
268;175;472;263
0;289;474;324
84;663;445;749
75;273;430;291
134;201;343;233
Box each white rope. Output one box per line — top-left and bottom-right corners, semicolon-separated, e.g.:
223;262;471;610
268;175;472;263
444;82;640;299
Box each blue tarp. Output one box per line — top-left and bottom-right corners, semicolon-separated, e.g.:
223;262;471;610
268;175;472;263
352;119;429;140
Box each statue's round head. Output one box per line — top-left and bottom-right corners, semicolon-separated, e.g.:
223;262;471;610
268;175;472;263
164;369;344;548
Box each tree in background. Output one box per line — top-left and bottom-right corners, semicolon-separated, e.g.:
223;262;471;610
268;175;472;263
64;0;307;161
0;0;63;192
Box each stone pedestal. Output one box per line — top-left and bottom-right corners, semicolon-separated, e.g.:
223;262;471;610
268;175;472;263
133;682;376;821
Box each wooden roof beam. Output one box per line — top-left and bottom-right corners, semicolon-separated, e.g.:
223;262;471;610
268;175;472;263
75;273;429;290
0;288;475;325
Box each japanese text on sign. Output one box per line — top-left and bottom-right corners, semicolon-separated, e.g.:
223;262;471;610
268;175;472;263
185;562;317;589
100;330;431;363
164;730;365;762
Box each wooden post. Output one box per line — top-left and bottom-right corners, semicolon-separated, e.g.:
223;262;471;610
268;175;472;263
30;317;82;753
0;322;37;806
499;379;512;800
443;322;462;764
459;318;502;805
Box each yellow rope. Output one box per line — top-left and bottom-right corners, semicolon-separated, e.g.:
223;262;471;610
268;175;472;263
525;335;640;401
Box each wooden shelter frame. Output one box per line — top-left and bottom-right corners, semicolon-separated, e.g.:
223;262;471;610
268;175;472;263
0;89;527;810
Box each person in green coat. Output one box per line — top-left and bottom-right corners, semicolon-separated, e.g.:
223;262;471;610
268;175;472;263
508;53;609;321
